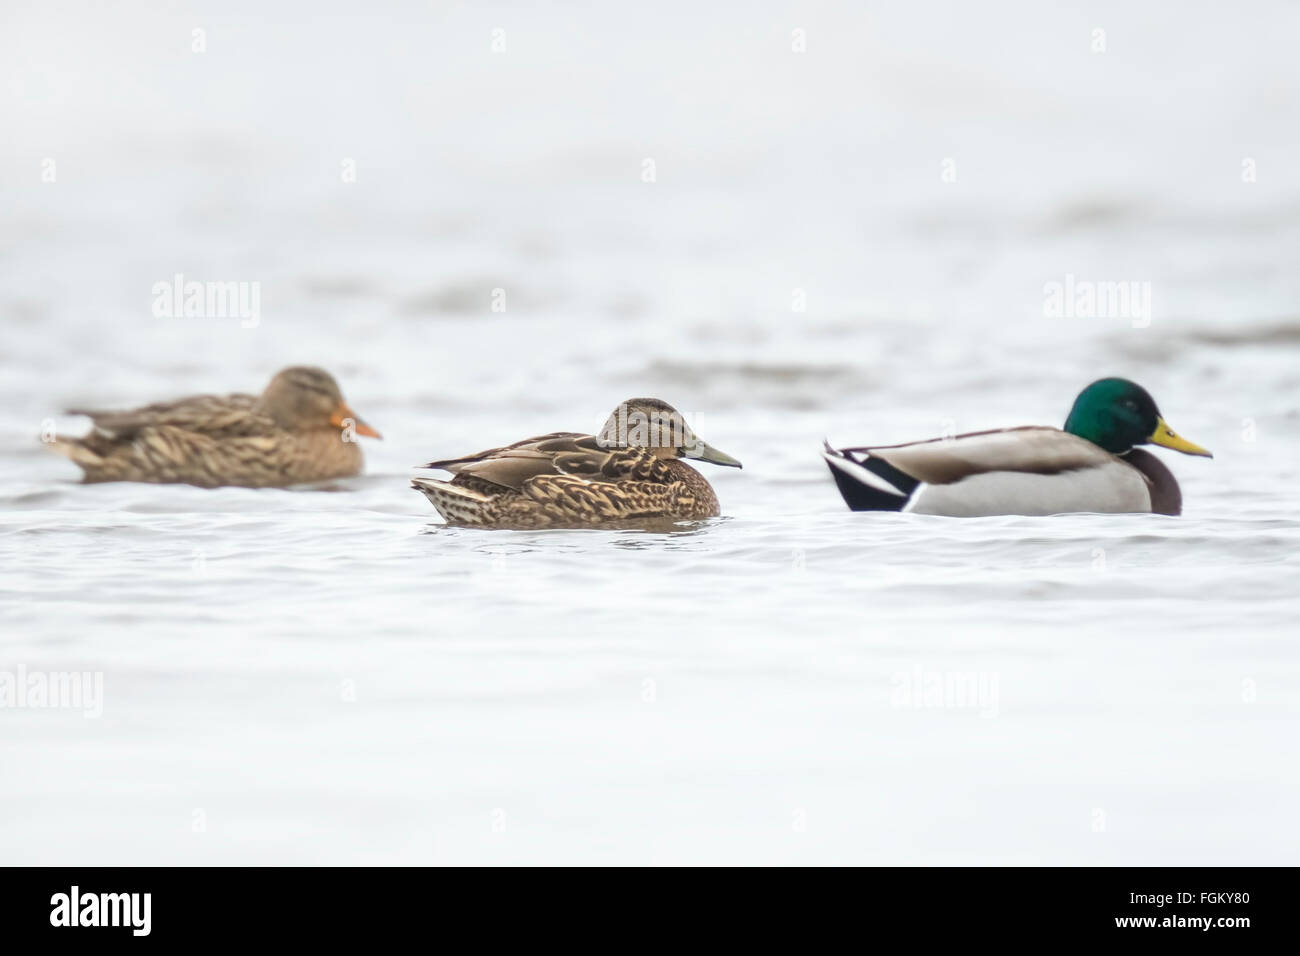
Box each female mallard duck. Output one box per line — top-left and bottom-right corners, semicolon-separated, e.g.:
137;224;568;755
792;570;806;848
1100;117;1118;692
50;366;381;488
412;398;742;528
822;378;1211;516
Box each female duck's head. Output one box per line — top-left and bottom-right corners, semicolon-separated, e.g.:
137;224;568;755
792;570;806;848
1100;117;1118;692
259;366;381;439
597;397;742;468
1064;378;1210;457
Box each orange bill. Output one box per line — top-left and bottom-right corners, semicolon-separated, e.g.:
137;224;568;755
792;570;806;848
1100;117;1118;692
330;403;382;439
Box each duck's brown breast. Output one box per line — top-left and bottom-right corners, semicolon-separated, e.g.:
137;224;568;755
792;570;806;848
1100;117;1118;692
1125;448;1182;515
665;459;720;518
274;430;365;485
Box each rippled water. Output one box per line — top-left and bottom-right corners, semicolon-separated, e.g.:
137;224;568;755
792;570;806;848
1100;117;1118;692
3;1;1299;864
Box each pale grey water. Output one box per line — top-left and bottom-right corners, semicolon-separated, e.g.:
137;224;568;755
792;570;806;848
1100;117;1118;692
2;1;1299;864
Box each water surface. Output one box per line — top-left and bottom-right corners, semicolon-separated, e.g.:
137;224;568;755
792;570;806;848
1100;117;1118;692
2;1;1298;864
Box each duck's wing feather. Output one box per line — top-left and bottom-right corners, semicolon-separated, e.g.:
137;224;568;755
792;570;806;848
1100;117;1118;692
421;432;587;490
852;426;1116;484
422;433;675;491
68;393;265;440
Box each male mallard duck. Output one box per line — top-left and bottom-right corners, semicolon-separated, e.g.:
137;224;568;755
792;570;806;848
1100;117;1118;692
822;378;1211;516
50;366;381;488
412;397;742;528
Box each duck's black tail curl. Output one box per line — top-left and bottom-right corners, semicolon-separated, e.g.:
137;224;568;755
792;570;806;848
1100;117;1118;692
821;441;916;512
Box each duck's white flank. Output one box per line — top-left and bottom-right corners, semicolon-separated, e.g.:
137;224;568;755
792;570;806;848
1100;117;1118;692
903;462;1152;516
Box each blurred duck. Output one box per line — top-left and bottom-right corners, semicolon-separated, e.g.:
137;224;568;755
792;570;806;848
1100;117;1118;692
412;397;741;528
50;366;380;488
822;378;1211;516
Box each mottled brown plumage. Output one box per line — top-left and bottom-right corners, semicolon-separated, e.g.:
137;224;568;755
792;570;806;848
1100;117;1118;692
412;398;741;528
49;366;381;488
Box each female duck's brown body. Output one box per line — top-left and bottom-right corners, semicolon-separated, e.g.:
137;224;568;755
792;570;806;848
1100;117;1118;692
50;366;380;488
412;398;741;529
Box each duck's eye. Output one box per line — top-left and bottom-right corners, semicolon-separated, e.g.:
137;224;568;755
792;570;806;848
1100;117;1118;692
1123;400;1138;410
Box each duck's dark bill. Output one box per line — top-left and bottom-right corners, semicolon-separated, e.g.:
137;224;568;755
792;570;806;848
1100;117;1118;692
686;442;743;468
1149;417;1211;458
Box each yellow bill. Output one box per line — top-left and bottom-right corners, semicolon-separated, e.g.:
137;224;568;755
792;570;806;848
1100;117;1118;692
1149;417;1212;458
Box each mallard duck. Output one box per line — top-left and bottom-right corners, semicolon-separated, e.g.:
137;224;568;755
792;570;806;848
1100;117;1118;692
411;397;742;528
50;366;381;488
822;378;1211;516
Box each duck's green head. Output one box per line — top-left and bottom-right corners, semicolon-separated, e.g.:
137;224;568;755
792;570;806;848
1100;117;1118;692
1064;378;1212;458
